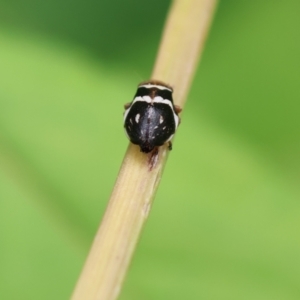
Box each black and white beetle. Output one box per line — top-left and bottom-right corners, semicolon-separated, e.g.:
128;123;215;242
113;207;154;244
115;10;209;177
124;80;182;153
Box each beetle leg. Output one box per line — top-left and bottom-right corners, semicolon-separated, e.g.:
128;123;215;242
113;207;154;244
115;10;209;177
124;102;132;109
174;105;182;114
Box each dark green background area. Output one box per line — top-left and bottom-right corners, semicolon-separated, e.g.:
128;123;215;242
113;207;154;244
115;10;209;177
1;1;300;299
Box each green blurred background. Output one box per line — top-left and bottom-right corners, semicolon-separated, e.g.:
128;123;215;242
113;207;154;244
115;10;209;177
1;0;300;299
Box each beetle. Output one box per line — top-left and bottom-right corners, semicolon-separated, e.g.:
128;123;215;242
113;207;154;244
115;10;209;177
124;80;182;153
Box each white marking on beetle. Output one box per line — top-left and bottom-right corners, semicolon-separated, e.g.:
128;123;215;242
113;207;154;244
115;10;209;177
173;113;179;128
129;95;180;129
135;114;140;123
165;134;174;142
123;107;130;122
139;84;172;92
163;126;166;130
132;96;172;106
159;115;164;124
130;118;133;124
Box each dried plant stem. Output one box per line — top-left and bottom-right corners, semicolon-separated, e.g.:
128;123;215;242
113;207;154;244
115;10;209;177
71;1;217;299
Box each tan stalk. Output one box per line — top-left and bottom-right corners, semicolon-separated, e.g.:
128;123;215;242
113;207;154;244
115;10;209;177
71;0;217;299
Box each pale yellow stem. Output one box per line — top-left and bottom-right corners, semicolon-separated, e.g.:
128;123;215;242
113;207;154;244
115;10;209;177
71;1;217;299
